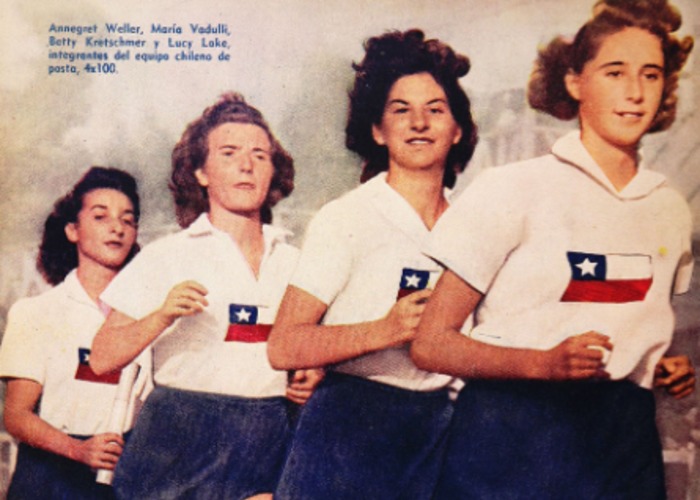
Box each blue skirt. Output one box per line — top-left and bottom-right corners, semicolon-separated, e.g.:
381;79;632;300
113;386;294;500
9;438;116;500
275;371;453;499
435;379;666;500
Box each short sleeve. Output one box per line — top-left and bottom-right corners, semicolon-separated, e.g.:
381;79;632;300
674;253;694;295
0;299;47;384
101;243;174;320
290;202;354;306
425;168;526;293
673;213;694;295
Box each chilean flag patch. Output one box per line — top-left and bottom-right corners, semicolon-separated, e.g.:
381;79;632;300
397;268;430;300
561;251;653;303
74;348;121;385
225;304;271;342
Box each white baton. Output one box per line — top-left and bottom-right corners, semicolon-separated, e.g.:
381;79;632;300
96;363;140;485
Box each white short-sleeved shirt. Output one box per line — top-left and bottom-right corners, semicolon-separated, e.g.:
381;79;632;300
427;131;694;388
291;172;456;391
101;214;298;398
0;270;149;436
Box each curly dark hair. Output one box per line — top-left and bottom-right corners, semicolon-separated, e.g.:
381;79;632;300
170;92;294;227
38;167;141;286
528;0;694;133
346;29;478;188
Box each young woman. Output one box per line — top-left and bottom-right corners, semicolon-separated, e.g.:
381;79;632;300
90;93;319;500
267;29;478;499
0;167;144;499
411;1;695;497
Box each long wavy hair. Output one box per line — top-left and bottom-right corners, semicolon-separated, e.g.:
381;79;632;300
346;29;478;188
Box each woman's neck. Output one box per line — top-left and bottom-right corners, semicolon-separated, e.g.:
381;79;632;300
580;129;639;192
386;166;448;230
207;206;265;277
75;262;118;303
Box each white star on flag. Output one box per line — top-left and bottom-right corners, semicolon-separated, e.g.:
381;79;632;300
404;273;421;288
235;308;252;323
576;258;598;277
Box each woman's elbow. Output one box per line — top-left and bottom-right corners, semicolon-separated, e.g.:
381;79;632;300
267;327;295;371
4;411;19;439
88;338;113;376
3;404;28;441
88;354;109;376
410;332;436;372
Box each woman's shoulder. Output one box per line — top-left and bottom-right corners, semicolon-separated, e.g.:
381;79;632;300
653;182;693;223
5;282;66;326
132;226;191;258
311;182;371;222
466;154;558;192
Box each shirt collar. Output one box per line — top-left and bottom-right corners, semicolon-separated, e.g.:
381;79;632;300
184;212;292;246
63;269;105;313
365;172;451;244
366;171;454;199
551;130;667;200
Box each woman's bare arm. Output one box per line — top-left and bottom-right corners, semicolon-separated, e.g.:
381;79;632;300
267;285;431;370
4;379;124;469
91;280;208;375
411;270;612;381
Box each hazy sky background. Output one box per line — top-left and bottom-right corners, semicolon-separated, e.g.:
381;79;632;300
1;0;697;251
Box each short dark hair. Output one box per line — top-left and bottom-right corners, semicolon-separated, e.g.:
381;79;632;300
170;92;294;227
346;29;478;188
528;0;694;133
38;167;140;285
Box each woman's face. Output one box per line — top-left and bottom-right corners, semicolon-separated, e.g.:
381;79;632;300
372;72;462;175
566;27;664;151
195;122;274;218
65;188;137;272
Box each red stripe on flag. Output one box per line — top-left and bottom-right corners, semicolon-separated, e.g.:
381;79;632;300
397;288;422;300
561;278;652;303
74;365;121;385
225;324;272;343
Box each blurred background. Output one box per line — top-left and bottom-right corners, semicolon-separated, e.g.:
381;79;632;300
1;0;698;497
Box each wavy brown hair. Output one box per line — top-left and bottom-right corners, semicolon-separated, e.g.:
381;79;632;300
528;0;694;133
38;167;140;285
346;29;478;188
170;92;294;227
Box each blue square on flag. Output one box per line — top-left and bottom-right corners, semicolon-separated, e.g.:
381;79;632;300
397;268;430;300
567;252;607;281
78;347;91;365
229;304;259;325
401;268;430;289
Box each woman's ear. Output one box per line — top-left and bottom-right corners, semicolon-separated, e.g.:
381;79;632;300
194;168;209;188
65;223;79;243
564;70;582;101
452;126;463;146
371;123;386;146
